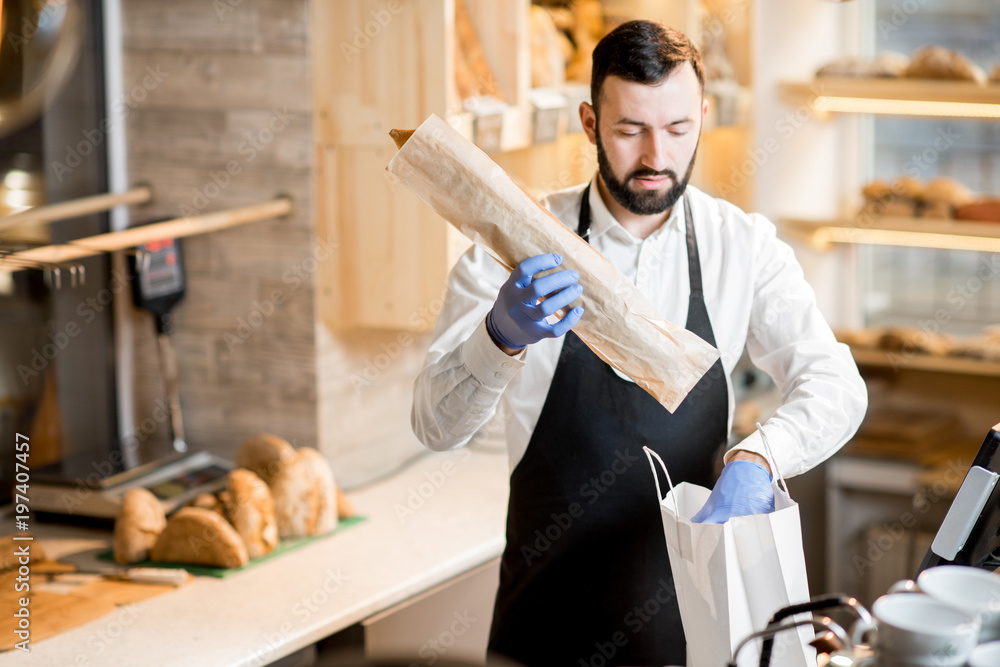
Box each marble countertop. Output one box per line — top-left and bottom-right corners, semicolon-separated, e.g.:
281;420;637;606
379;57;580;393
1;446;509;667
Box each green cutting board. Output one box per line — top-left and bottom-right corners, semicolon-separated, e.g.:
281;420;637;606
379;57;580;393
98;515;365;578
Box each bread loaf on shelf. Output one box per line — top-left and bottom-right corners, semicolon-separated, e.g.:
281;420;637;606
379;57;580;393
816;52;909;78
113;488;167;565
904;46;987;85
923;177;975;219
956;199;1000;222
877;326;954;357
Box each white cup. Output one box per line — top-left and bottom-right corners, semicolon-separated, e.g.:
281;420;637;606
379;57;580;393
860;593;980;667
891;565;1000;642
969;640;1000;667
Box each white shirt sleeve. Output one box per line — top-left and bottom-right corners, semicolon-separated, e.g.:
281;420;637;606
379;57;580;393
725;214;868;478
411;244;526;451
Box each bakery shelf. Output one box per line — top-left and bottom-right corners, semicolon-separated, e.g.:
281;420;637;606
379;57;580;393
0;197;293;272
848;346;1000;378
781;216;1000;253
779;78;1000;120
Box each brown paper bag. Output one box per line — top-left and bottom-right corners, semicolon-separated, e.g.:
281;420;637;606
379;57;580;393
386;114;719;412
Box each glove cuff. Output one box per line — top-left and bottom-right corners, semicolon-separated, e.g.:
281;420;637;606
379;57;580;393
486;308;526;351
727;459;772;482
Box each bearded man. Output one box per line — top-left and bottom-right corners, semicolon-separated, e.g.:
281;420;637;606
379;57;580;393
411;19;866;667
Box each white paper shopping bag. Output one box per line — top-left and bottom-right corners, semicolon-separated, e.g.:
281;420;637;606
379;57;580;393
643;427;815;667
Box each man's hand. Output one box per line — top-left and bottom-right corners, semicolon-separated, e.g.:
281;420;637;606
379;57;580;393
691;460;775;524
486;253;584;354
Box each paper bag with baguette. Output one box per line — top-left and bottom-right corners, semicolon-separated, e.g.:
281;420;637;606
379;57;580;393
386;114;719;413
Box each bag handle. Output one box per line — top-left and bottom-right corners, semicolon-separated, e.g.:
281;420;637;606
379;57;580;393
643;446;680;518
756;422;789;495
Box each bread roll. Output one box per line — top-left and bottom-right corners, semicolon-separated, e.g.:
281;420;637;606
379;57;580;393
872;51;910;78
151;507;248;569
817;52;908;78
530;5;565;88
298;448;338;535
991;63;1000;84
221;469;278;559
235;433;296;485
905;46;987;85
923;177;975;218
188;492;225;516
336;486;356;520
113;488;167;565
956;199;1000;222
271;448;338;538
877;327;953;357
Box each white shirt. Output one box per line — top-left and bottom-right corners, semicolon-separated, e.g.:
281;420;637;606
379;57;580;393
411;179;868;478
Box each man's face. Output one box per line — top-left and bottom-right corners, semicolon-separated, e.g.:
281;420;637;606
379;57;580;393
582;64;707;216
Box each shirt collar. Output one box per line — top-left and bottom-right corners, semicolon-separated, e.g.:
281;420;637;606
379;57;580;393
585;175;685;245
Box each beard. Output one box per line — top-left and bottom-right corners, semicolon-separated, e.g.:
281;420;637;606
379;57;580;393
596;129;698;216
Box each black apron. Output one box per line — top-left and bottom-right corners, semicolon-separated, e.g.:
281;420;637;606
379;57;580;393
488;185;729;667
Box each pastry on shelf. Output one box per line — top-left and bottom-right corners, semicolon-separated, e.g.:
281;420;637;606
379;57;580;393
454;0;505;101
565;0;605;83
876;326;954;357
861;177;923;218
834;327;883;349
991;63;1000;84
955;198;1000;223
530;5;568;88
904;46;987;85
816;51;909;78
922;177;975;219
949;337;1000;362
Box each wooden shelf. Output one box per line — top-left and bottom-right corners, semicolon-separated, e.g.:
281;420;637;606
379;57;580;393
849;346;1000;378
781;216;1000;253
0;197;292;271
779;78;1000;119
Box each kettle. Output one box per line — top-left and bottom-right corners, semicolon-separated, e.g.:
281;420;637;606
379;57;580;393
729;593;876;667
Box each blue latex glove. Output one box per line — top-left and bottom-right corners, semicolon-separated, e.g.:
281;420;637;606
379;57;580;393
691;460;775;524
486;253;584;350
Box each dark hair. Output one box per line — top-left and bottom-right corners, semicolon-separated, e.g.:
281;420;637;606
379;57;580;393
590;20;705;114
